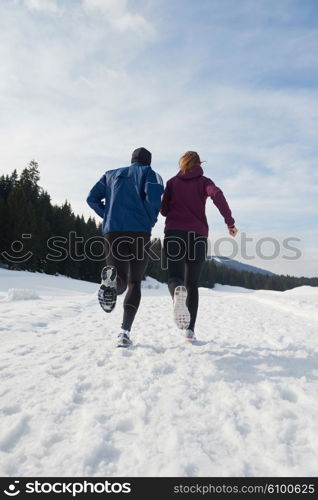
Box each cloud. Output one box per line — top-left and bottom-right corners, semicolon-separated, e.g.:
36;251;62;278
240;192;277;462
82;0;155;38
0;0;317;276
24;0;59;13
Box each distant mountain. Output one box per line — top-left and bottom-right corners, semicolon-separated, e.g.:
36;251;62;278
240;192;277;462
207;256;276;276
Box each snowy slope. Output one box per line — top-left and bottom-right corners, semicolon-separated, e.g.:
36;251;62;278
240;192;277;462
0;269;318;477
209;256;275;275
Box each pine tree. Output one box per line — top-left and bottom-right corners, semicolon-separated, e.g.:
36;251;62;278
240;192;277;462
6;186;37;270
0;195;7;262
19;160;40;202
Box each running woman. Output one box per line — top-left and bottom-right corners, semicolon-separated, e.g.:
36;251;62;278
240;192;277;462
87;147;164;347
161;151;237;342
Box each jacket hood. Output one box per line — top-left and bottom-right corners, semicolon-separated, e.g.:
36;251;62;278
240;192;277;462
177;164;203;180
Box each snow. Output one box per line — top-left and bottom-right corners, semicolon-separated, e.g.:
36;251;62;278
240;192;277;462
0;269;318;477
6;289;40;301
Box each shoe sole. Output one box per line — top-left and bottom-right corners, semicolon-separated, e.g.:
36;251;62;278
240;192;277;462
173;286;190;330
185;336;197;343
98;266;117;313
117;340;133;348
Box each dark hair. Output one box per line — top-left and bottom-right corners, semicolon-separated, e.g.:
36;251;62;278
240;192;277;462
131;147;152;165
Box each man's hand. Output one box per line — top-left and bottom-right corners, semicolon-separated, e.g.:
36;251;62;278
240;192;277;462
228;226;238;237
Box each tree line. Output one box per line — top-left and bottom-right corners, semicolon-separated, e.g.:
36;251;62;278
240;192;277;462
0;161;102;282
142;236;318;292
0;162;317;291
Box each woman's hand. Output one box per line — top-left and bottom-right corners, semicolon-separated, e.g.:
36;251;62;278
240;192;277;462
228;226;238;237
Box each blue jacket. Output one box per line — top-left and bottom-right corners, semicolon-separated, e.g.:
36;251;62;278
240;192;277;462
87;162;164;234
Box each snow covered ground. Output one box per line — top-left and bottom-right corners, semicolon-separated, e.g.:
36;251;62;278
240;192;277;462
0;269;318;477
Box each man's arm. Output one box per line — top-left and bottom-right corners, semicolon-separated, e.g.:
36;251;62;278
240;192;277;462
160;181;171;217
143;168;164;226
86;175;106;218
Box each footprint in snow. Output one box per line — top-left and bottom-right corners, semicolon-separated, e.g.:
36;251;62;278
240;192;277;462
115;418;134;432
0;415;30;452
48;366;73;378
151;363;175;376
42;433;63;449
184;463;199;476
281;422;298;445
16;346;36;356
1;405;21;416
72;382;92;404
32;321;48;328
83;440;121;471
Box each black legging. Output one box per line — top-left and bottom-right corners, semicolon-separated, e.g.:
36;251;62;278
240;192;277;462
164;230;207;331
105;232;150;331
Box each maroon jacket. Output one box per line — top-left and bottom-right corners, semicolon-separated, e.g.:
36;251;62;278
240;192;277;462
161;165;235;237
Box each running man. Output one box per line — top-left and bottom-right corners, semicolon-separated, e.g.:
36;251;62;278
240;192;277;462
87;147;164;347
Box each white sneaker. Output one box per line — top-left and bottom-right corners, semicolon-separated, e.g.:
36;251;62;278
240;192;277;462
117;331;132;348
173;286;190;330
184;329;196;342
98;266;117;313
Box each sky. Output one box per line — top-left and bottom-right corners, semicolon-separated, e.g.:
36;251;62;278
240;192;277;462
0;0;317;277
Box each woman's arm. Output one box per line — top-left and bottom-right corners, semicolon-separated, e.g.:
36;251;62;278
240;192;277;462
206;180;237;235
